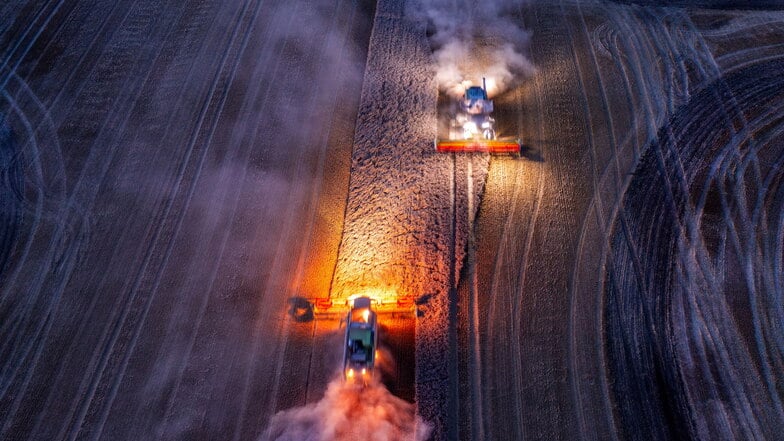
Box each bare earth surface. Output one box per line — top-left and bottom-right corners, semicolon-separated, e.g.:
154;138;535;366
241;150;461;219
0;1;376;439
2;1;784;440
464;3;784;440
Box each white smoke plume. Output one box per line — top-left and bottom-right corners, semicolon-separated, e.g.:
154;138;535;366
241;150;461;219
261;378;432;441
411;0;534;97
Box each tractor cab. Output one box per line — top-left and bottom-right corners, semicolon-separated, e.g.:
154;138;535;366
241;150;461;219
435;77;521;154
343;297;378;385
462;85;494;116
465;85;488;101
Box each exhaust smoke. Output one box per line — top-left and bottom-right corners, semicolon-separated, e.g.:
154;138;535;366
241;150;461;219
411;0;534;97
261;377;432;441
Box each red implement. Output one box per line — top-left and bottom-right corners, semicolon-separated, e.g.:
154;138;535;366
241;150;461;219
308;296;417;317
435;138;521;154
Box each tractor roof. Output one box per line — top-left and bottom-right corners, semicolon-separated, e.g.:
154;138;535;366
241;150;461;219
348;327;373;347
465;86;488;100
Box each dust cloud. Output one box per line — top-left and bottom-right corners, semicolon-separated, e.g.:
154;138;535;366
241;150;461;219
261;378;432;441
410;0;534;97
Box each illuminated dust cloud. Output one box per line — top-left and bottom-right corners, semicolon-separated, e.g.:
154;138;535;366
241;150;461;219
261;377;431;441
411;0;535;97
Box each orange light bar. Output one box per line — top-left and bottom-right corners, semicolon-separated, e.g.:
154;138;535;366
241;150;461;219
308;296;417;315
435;139;521;154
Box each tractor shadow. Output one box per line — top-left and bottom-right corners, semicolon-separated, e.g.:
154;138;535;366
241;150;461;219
519;143;544;162
287;296;315;323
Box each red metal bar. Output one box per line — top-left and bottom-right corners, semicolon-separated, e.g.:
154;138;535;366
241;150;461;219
396;297;415;308
314;299;333;310
435;139;521;154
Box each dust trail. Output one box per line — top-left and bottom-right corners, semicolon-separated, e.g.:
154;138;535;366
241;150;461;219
410;0;534;97
261;377;431;441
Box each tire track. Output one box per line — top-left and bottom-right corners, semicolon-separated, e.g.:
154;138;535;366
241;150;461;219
0;73;65;338
0;0;67;92
564;4;715;439
481;4;584;438
227;0;338;431
62;2;259;438
3;0;373;439
479;157;530;441
0;76;68;397
90;1;266;435
0;3;195;438
14;4;233;439
289;0;370;407
0;115;22;276
475;4;557;438
560;3;617;438
605;57;784;440
134;2;301;437
24;0;139;117
572;5;724;434
678;18;784;422
145;0;360;436
0;83;46;308
0;0;169;348
2;0;214;434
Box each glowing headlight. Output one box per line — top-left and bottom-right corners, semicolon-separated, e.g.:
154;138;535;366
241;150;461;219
361;368;367;376
347;368;355;378
481;122;491;128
